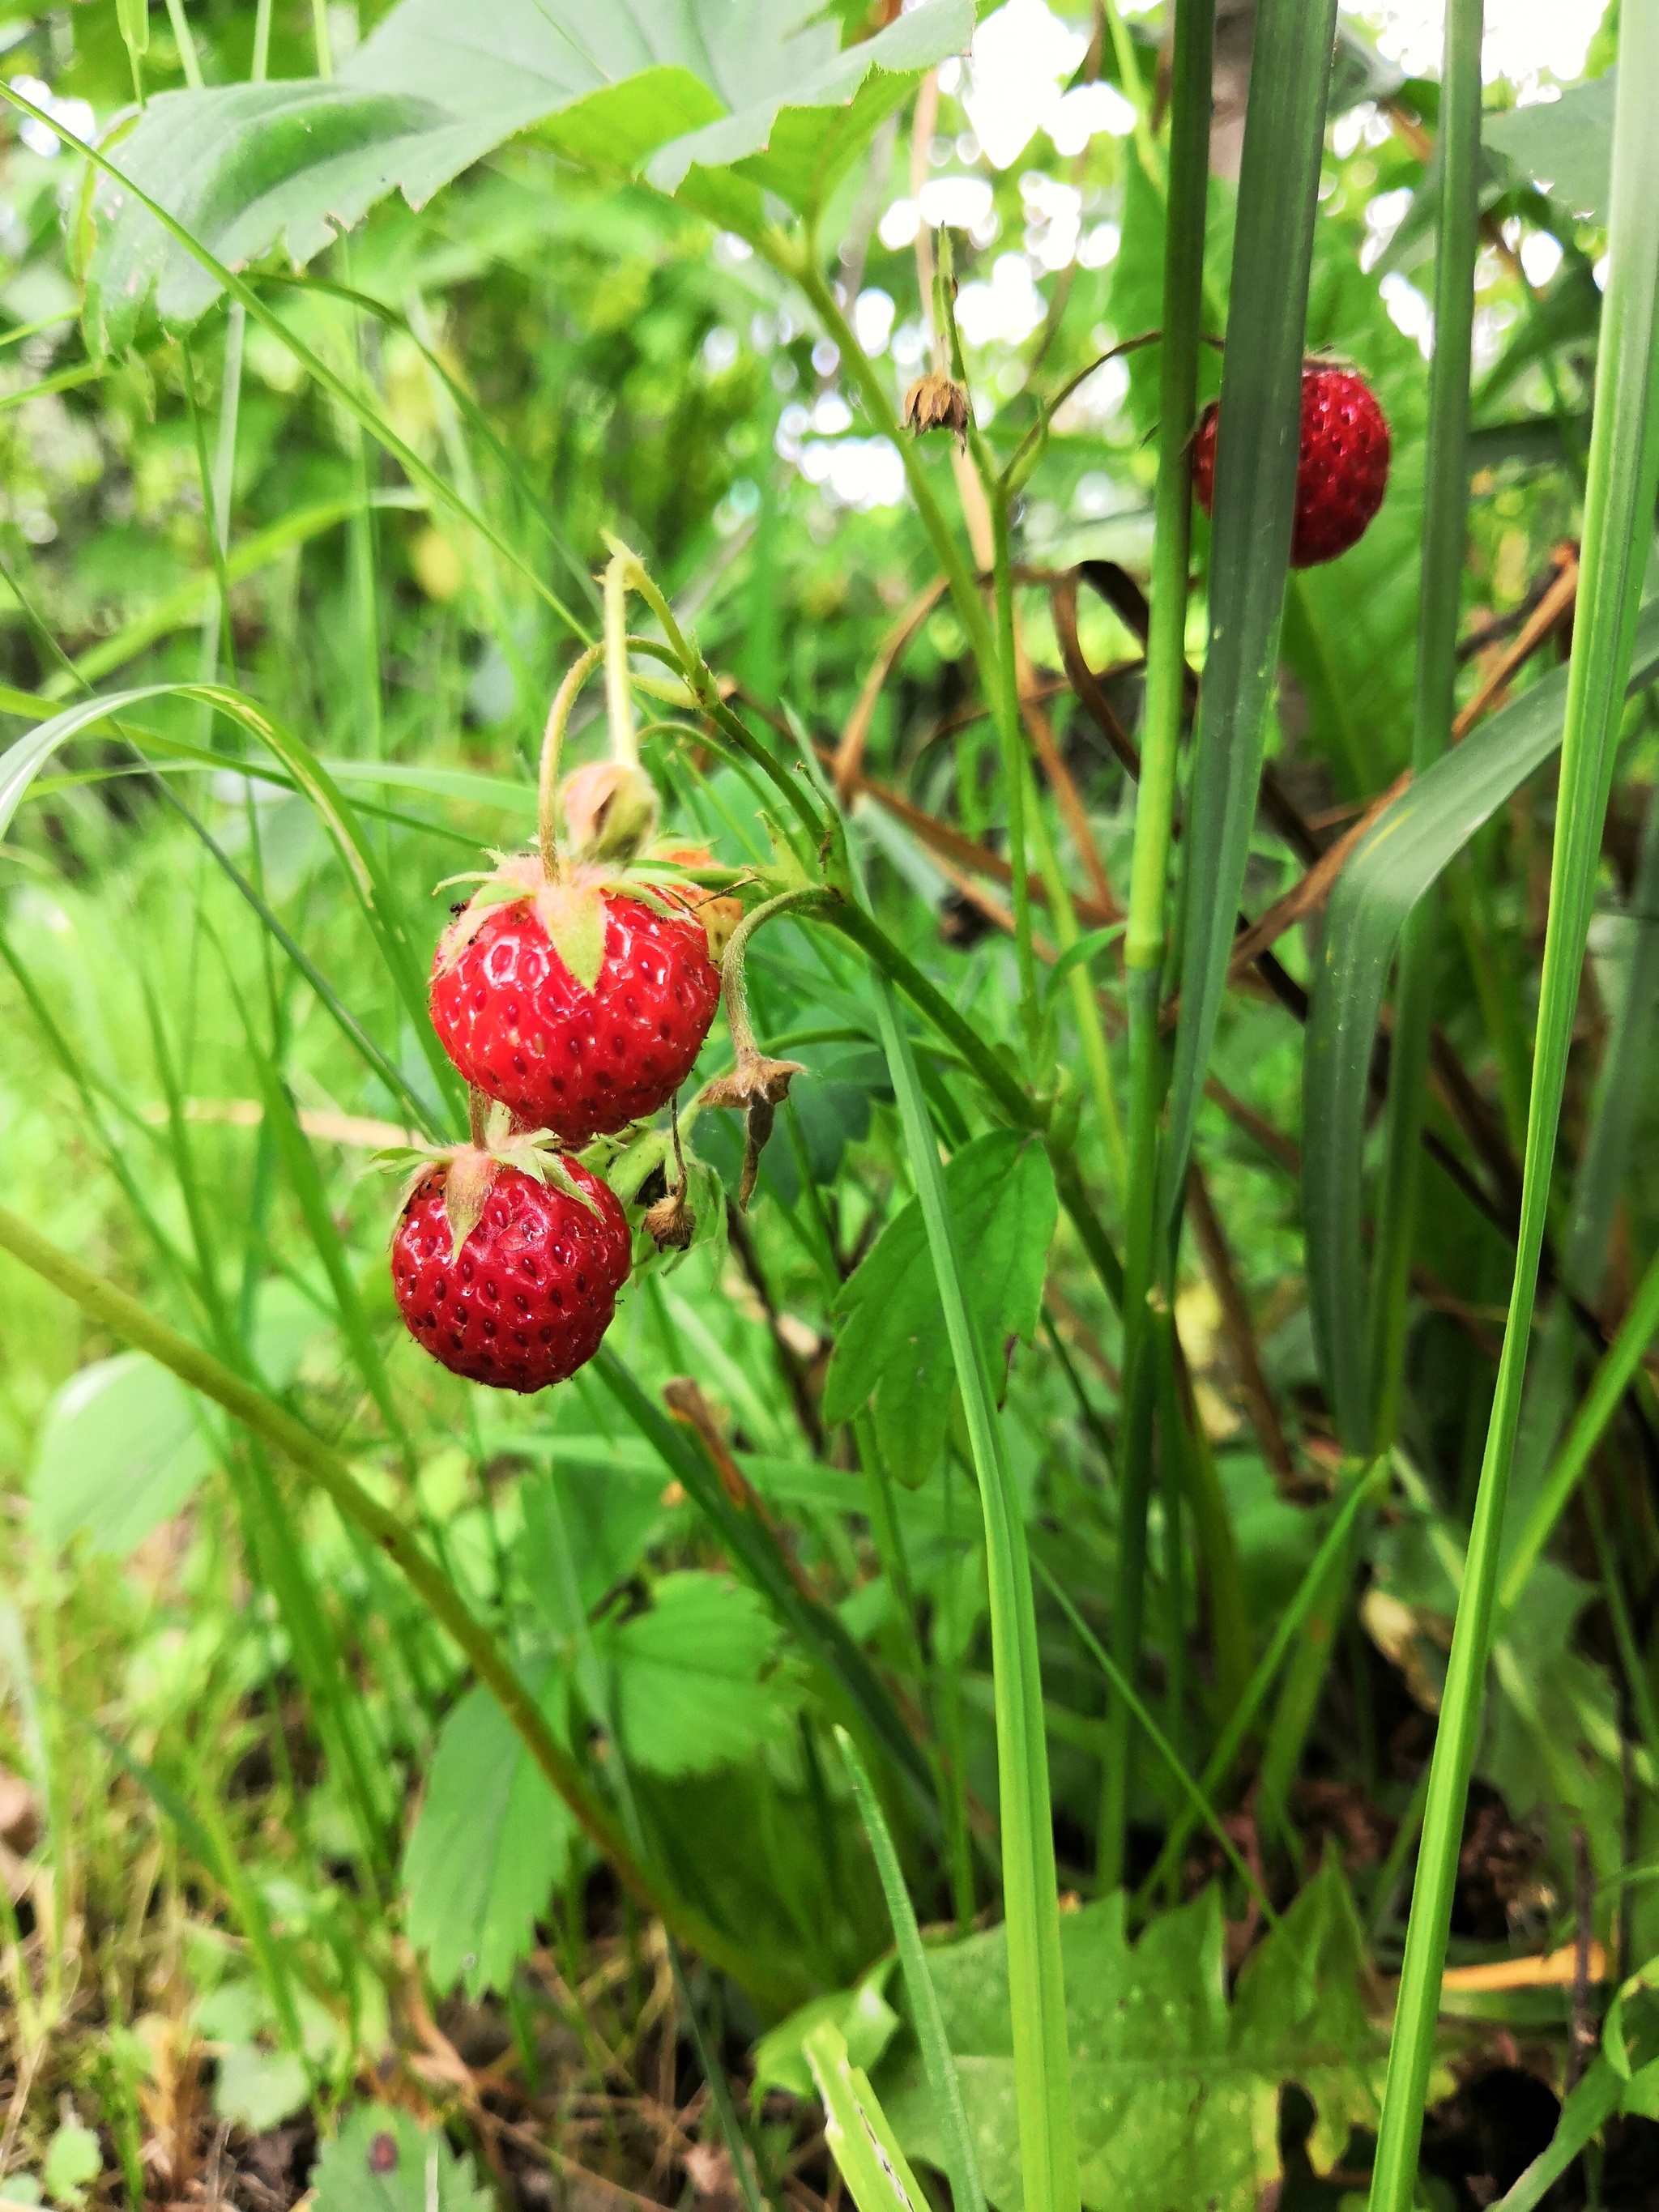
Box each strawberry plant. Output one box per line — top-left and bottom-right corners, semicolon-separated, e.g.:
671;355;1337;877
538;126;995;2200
0;2;1653;2212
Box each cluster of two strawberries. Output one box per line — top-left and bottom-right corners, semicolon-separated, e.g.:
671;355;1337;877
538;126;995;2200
390;794;733;1396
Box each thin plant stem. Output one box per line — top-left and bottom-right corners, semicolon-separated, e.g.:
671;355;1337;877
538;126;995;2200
537;642;605;872
1367;15;1659;2202
1099;0;1215;1894
603;555;639;769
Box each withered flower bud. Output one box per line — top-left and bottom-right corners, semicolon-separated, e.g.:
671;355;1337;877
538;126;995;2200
902;372;970;445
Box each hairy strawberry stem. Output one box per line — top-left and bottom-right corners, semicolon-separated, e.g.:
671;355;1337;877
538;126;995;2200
536;639;604;878
467;1082;488;1148
603;553;639;770
719;887;829;1063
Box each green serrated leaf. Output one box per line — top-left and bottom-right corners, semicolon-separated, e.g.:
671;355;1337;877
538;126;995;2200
822;1132;1057;1488
313;2108;493;2212
872;1860;1401;2212
597;1572;799;1777
83;0;972;348
400;1664;576;1998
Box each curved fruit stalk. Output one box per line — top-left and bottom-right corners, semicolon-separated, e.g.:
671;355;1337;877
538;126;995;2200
697;889;822;1208
428;555;731;1143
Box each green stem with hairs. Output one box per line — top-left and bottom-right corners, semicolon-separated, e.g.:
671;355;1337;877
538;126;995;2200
536;641;605;875
603;552;641;769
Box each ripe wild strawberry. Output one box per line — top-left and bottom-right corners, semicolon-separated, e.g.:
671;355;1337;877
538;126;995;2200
391;1140;630;1393
1192;363;1390;569
429;854;722;1144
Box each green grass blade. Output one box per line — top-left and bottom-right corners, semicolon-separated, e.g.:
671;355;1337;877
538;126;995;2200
1135;1456;1388;1906
860;956;1079;2212
1099;0;1214;1897
1030;1559;1274;1924
1303;598;1659;1446
834;1726;989;2212
1364;0;1485;1453
1498;1235;1659;1622
1155;0;1340;1230
1367;12;1659;2203
591;1347;939;1826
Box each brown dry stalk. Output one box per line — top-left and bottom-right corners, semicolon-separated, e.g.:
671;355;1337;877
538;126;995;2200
661;1376;821;1602
1452;543;1579;740
1184;1161;1297;1489
1014;624;1122;918
1225;767;1412;982
831;575;949;803
815;742;1118;930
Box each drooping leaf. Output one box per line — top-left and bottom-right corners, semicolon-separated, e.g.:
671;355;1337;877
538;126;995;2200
1303;595;1659;1447
400;1664;575;1999
83;0;973;349
31;1283;320;1558
32;1353;213;1558
1486;72;1616;223
597;1571;799;1777
312;2108;493;2212
753;1964;902;2102
821;1131;1058;1488
874;1860;1400;2212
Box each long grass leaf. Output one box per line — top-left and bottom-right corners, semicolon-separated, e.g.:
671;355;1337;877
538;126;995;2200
1367;15;1659;2202
1364;0;1485;1452
856;940;1079;2212
834;1726;988;2212
1154;0;1341;1227
1303;597;1659;1445
1098;0;1214;1894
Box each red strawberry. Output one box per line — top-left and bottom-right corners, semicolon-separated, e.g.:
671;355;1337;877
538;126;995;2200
1192;363;1390;569
392;1150;630;1393
430;863;722;1144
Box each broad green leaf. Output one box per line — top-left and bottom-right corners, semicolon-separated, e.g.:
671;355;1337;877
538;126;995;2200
41;2125;100;2210
400;1665;575;1998
83;0;973;348
32;1353;213;1558
1486;72;1615;223
822;1131;1057;1488
598;1571;798;1777
1303;594;1659;1446
211;2045;310;2133
30;1285;318;1557
312;2108;493;2212
875;1860;1397;2212
753;1966;902;2102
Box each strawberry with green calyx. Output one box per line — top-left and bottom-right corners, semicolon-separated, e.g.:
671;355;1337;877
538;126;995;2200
428;566;724;1144
696;889;823;1209
388;1096;630;1393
